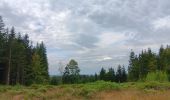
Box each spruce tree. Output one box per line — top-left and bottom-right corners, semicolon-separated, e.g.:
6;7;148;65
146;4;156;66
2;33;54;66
115;65;122;83
31;52;44;84
105;68;115;82
94;73;98;81
99;67;106;80
0;16;49;85
122;66;127;82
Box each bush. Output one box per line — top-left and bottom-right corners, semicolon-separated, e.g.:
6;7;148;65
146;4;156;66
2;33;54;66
145;71;168;82
71;81;120;97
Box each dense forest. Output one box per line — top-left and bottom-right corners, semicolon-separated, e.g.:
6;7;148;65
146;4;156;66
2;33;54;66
0;16;49;85
1;16;170;86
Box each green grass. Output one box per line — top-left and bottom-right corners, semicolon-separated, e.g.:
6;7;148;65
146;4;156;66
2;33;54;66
0;81;170;99
122;81;170;90
59;81;120;98
0;84;54;99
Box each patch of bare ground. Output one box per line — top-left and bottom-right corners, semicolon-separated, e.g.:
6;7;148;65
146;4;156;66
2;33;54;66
92;89;170;100
13;95;24;100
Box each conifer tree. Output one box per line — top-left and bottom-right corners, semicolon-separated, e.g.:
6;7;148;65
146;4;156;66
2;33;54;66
0;16;49;85
115;65;122;83
122;66;127;82
105;68;115;82
99;67;106;80
31;52;44;84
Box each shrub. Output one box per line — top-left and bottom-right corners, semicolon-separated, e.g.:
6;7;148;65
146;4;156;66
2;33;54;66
145;71;168;82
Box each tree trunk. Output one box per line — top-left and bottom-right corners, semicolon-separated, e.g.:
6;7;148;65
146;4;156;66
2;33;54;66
16;64;20;84
6;47;11;85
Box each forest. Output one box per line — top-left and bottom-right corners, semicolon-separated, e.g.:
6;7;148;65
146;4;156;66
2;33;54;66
0;16;49;85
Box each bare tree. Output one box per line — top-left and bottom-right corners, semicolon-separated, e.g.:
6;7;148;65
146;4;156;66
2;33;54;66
58;61;65;83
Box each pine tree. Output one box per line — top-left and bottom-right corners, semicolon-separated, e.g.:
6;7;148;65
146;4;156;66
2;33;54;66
158;45;165;70
122;66;127;82
0;16;6;84
39;42;49;83
0;16;49;85
128;50;138;81
13;33;27;84
31;52;44;84
99;67;106;80
6;27;16;85
105;68;115;82
147;48;157;72
115;65;122;83
22;34;33;85
94;73;98;81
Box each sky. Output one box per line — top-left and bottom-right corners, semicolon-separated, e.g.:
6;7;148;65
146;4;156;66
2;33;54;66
0;0;170;75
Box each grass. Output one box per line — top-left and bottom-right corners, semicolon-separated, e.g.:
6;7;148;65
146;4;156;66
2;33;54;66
0;81;170;100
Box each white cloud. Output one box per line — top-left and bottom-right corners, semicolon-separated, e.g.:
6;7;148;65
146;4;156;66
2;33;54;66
103;56;112;60
96;32;130;48
152;16;170;30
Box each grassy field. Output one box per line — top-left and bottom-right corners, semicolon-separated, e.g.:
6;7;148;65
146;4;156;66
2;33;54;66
0;81;170;100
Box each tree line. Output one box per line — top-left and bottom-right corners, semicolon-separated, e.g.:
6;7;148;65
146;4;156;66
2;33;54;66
128;46;170;81
50;59;127;85
0;16;49;85
98;46;170;83
53;46;170;84
99;65;127;83
1;15;170;85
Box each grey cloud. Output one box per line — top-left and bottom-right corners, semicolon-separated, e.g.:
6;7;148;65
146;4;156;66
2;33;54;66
1;0;170;75
74;34;99;48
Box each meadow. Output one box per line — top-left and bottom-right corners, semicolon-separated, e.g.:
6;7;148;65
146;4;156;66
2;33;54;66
1;81;170;100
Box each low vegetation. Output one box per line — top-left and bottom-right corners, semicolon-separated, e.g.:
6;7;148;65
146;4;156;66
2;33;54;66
0;81;170;100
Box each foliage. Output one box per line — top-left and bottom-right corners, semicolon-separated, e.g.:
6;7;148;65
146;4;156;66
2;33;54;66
105;68;115;82
128;46;170;82
99;67;106;80
62;59;80;84
145;71;168;82
98;66;127;83
1;81;170;99
0;16;49;85
115;65;127;83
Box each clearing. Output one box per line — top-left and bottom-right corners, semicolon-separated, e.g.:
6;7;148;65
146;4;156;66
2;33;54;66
0;81;170;100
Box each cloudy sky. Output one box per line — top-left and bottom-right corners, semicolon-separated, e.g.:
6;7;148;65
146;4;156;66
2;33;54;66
0;0;170;75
